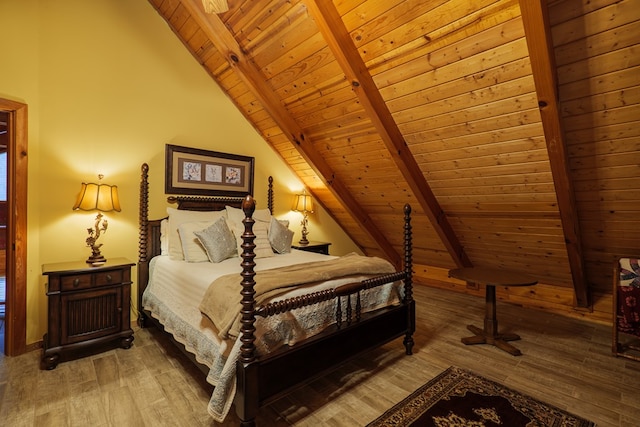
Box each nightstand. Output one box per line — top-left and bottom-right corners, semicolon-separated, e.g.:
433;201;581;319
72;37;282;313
42;257;135;370
291;241;331;255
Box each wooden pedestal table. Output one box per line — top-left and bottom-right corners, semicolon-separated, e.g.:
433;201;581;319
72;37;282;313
448;267;538;356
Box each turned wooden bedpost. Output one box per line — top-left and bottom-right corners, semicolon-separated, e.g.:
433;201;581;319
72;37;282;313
267;176;274;213
236;195;259;427
138;163;150;327
239;195;258;362
403;203;415;355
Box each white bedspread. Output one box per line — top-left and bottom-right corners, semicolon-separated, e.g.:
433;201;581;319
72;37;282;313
142;250;402;421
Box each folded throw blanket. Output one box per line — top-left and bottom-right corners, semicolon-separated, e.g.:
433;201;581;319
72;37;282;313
199;252;395;339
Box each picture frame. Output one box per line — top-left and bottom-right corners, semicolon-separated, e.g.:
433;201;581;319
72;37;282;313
165;144;254;197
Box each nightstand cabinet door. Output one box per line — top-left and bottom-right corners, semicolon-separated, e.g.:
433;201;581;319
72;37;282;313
42;258;134;370
61;286;122;345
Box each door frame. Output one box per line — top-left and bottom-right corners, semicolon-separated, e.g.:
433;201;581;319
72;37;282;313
0;98;28;356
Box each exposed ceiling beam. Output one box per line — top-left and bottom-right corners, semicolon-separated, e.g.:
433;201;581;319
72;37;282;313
306;0;472;269
519;0;589;308
180;0;401;266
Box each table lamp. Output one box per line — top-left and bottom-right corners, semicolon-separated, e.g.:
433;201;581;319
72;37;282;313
292;190;314;245
72;174;121;264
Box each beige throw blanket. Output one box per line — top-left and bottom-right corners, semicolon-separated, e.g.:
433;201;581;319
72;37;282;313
199;252;395;339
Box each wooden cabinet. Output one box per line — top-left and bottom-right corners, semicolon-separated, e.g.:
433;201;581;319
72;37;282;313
291;241;331;255
42;258;135;369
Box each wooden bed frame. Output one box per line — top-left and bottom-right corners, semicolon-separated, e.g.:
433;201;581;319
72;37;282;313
137;163;416;426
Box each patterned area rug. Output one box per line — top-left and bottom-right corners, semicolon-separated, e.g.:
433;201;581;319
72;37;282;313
367;366;595;426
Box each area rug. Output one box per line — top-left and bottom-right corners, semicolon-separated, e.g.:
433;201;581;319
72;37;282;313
367;366;595;426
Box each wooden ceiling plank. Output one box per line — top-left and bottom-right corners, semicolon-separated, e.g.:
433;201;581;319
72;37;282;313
306;0;471;268
179;0;400;266
554;19;640;68
248;4;315;65
562;88;640;119
518;0;589;308
368;6;522;78
405;109;542;144
356;0;507;65
560;65;640;103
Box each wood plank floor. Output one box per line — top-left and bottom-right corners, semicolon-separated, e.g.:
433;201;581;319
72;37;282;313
1;285;639;426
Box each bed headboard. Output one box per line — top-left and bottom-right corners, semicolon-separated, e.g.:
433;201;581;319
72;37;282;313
137;163;273;325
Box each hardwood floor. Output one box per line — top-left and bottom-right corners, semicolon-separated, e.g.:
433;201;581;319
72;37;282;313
0;285;638;426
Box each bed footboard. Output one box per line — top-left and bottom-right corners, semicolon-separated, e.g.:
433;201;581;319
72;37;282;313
234;199;414;426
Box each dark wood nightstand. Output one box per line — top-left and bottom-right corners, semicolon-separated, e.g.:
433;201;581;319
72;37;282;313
42;257;135;369
291;241;331;255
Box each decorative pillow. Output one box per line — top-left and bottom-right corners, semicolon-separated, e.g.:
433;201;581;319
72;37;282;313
225;205;272;230
268;217;294;254
178;221;216;262
232;221;275;259
269;218;289;234
194;217;237;263
167;207;226;260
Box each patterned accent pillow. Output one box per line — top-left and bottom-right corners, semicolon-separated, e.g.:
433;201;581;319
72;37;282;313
620;258;640;287
269;217;294;254
194;217;237;263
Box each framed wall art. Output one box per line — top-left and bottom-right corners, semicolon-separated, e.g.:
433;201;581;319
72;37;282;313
165;144;255;197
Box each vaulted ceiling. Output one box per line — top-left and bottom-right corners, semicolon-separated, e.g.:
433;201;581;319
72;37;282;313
148;0;640;314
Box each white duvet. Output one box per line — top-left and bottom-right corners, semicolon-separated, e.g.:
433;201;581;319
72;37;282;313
142;250;401;421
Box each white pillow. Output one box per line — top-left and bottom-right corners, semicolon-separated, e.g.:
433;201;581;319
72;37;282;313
160;219;169;255
268;217;294;254
225;205;272;230
194;217;237;263
232;221;275;259
178;221;216;262
167;207;226;260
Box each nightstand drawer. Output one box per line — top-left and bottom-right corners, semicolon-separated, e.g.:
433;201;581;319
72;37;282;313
94;269;124;287
60;274;92;291
59;268;124;291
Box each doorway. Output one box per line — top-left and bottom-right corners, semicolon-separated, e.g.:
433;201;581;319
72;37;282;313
0;98;28;356
0;112;7;353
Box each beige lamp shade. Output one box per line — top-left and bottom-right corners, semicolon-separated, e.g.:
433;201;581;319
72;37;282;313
293;191;313;213
73;182;121;212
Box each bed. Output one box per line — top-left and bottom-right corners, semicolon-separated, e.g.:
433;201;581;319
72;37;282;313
137;163;416;426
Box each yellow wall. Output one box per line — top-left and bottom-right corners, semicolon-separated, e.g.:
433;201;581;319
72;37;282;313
0;0;360;346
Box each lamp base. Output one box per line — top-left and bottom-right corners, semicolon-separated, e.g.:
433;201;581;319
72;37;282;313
299;214;310;245
84;213;109;264
86;254;106;264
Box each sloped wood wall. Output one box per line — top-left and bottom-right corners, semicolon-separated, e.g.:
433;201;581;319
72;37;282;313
148;0;640;324
551;1;640;294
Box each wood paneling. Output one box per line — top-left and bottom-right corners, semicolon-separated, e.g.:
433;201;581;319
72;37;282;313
145;0;640;321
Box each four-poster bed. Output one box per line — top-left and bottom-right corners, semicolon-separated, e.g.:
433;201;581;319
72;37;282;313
137;163;416;426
